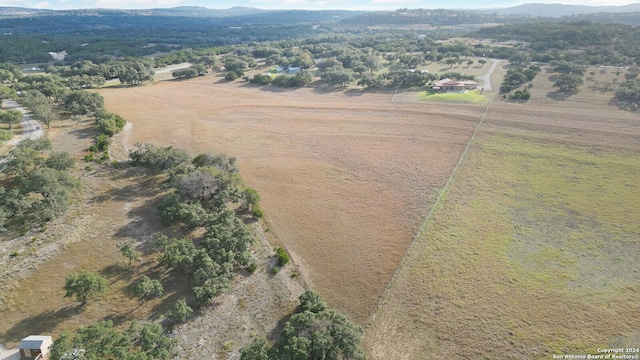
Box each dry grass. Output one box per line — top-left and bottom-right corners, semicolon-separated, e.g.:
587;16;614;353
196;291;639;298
0;117;304;357
363;66;640;359
97;77;485;323
0;162;176;347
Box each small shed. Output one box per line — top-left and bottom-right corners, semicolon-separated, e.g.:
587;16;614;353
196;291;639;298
19;335;52;360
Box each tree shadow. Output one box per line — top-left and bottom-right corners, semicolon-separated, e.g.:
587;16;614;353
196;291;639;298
67;126;97;141
267;310;295;343
99;263;137;286
89;168;165;217
0;305;84;344
256;85;299;93
148;268;196;323
546;89;578;101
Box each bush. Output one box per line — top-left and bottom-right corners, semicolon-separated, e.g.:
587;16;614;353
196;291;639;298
299;289;327;313
509;89;531;100
247;259;258;273
250;73;272;85
0;129;11;141
275;246;289;267
251;206;264;218
225;71;239;81
94;134;111;152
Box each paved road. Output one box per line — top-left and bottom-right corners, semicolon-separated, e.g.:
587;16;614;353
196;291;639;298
1;99;44;146
478;59;504;91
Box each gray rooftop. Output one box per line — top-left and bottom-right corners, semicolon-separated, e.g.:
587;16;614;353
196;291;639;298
19;335;52;350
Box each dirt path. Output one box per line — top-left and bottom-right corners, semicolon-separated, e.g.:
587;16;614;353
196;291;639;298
1;100;44;145
478;59;503;91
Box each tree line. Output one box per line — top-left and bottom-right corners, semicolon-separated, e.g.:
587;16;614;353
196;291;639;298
129;143;262;307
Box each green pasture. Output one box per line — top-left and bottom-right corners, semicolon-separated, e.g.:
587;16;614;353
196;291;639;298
366;132;640;359
419;89;489;104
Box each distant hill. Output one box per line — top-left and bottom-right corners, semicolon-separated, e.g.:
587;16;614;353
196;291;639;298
0;6;360;20
0;7;53;16
485;3;640;17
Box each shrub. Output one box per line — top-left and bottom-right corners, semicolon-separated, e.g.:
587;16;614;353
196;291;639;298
247;259;258;273
509;89;531;100
0;129;11;141
95;134;111;152
299;289;327;313
251;206;264;218
275;246;289;267
225;71;239;81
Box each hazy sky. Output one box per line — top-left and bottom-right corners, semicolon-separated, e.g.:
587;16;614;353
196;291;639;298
0;0;637;11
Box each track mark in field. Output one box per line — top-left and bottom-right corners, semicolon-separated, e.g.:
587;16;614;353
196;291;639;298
365;75;503;329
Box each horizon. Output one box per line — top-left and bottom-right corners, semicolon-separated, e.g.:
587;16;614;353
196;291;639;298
1;0;638;12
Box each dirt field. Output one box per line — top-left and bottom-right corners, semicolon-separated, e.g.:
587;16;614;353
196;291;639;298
98;76;485;323
363;67;640;358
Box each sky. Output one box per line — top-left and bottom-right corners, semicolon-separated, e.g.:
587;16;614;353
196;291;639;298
0;0;637;11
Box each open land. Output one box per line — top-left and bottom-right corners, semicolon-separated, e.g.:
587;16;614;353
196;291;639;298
0;115;305;358
2;60;638;359
98;75;486;323
363;68;640;358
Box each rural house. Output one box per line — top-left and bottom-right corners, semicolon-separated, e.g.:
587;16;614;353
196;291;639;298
18;335;52;360
432;78;478;92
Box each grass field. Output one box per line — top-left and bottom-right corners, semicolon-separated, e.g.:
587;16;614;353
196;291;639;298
363;66;640;359
419;89;489;104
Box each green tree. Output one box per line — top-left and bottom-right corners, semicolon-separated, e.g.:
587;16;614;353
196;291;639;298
118;240;139;265
0;85;18;106
20;167;80;220
134;276;163;302
614;78;640;108
242;188;260;212
95;110;126;136
321;68;354;87
172;68;199;79
0;109;22;131
22;90;57;128
45;151;75;171
508;52;531;66
51;320;177;360
166;298;193;323
63;91;104;115
240;337;271;360
242;290;365;360
64;271;108;304
553;73;584;93
3;146;41;177
298;290;327;313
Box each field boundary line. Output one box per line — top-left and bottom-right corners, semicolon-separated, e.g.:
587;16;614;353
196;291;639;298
364;77;503;331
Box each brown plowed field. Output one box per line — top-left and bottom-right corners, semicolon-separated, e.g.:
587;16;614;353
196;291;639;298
99;77;484;323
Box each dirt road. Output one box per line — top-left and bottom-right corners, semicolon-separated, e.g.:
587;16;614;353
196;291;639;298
1;100;44;146
478;59;503;91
